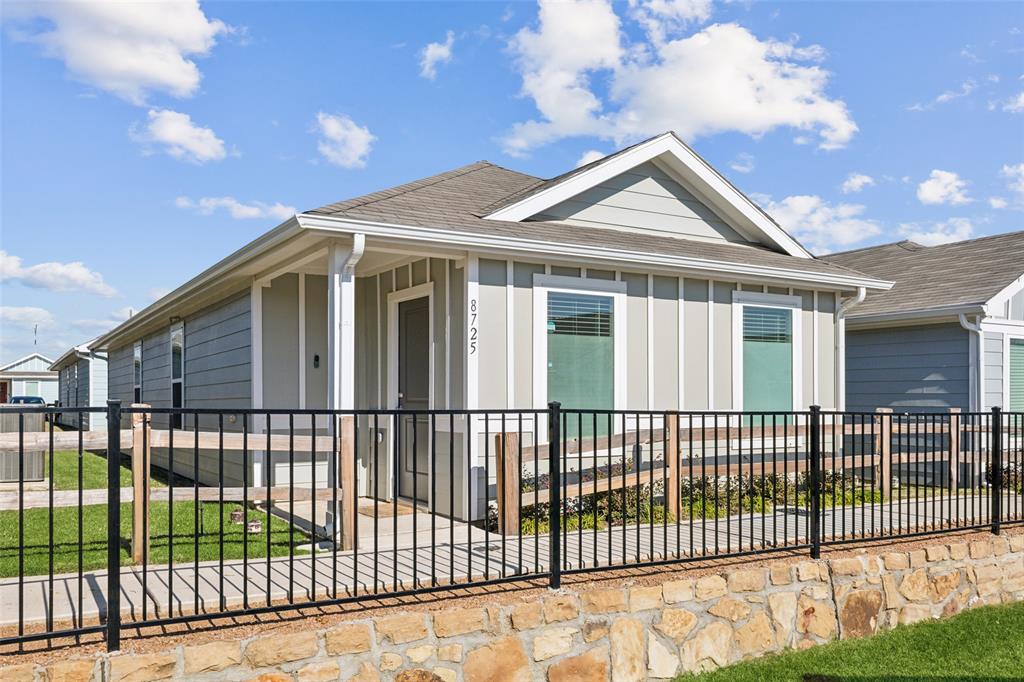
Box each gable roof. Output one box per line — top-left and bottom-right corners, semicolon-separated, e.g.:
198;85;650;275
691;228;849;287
480;132;813;258
0;353;53;373
305;142;882;286
821;231;1024;319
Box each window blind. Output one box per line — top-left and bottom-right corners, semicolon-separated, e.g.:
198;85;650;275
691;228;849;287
547;292;613;337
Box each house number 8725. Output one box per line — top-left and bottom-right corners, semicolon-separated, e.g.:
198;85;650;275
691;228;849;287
469;298;478;355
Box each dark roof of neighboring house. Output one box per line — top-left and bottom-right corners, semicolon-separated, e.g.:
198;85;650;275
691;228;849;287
821;231;1024;318
306;160;872;280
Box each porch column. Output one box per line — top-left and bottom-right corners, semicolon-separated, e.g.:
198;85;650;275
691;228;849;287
327;235;365;411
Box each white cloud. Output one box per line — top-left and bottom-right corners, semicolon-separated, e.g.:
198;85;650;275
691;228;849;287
130;109;227;164
908;80;977;111
989;196;1009;209
420;30;455;79
176;196;295;221
6;1;229;105
916;169;971;205
313;112;376;168
840;172;875;194
630;0;713;43
729;152;755;174
576;149;607;167
0;306;56;331
1002;92;1024;113
1001;162;1024;202
760;195;882;254
0;250;116;297
898;217;974;246
71;306;135;333
503;1;857;156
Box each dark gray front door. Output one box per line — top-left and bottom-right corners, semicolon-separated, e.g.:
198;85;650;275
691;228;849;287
398;297;430;501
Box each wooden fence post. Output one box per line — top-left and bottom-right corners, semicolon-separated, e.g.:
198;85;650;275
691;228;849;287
948;408;961;493
130;404;151;564
495;432;520;535
666;414;679;521
338;415;356;551
876;408;893;502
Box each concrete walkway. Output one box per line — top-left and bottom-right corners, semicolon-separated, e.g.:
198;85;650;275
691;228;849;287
0;492;1019;630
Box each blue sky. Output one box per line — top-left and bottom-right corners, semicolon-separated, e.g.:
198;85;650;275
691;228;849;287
1;0;1023;365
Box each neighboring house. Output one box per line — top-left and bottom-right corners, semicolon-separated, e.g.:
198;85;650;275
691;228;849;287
91;132;889;519
0;353;58;404
823;232;1024;413
50;342;108;431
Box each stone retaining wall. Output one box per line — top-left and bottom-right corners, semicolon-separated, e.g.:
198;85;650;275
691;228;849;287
5;534;1023;682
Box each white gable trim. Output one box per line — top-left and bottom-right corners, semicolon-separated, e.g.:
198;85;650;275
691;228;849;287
0;353;54;373
483;133;813;259
984;272;1024;318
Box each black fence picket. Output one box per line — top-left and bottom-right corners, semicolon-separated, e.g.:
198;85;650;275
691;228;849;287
0;402;1020;653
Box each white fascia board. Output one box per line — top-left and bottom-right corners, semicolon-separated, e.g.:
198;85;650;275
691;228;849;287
298;214;892;292
92;217;303;350
0;353;53;373
481;132;814;259
978;316;1024;334
984;272;1024;316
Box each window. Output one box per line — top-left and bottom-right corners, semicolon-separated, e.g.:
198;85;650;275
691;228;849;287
1010;338;1024;412
533;274;626;438
732;291;802;415
170;322;184;428
133;340;142;403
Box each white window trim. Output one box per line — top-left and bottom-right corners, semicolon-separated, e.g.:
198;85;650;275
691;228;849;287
133;339;143;404
169;321;184;405
532;273;627;437
731;290;804;412
1004;332;1024;410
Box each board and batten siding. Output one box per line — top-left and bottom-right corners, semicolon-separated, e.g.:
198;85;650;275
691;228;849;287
475;259;840;411
984;331;1004;410
845;323;970;412
532;161;747;245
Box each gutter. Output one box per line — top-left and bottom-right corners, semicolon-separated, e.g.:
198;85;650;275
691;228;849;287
835;287;867;411
299;214;894;292
958;313;985;411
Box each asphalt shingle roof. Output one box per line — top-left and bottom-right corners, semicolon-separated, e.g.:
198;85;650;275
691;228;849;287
305;160;874;280
821;232;1024;318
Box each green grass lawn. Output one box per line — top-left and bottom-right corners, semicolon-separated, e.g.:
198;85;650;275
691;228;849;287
0;449;308;577
676;601;1024;681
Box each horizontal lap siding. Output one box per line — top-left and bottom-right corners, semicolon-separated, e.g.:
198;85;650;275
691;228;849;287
184;292;251;412
107;343;134;427
845;323;970;412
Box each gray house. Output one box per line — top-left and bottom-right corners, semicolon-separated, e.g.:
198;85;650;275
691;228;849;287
91;132;889;519
50;342;108;431
824;232;1024;413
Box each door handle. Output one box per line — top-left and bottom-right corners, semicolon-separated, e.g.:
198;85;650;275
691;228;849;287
397;392;404;408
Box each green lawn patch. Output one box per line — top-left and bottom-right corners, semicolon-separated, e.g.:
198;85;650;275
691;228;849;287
676;601;1024;681
1;447;309;578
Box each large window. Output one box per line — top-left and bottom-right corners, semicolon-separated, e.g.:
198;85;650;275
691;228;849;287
170;322;184;428
534;274;626;439
133;341;142;403
1011;338;1024;412
742;306;793;412
733;291;802;416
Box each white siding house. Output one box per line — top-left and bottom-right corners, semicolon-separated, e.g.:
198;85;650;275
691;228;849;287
92;132;891;519
0;353;58;404
50;343;108;431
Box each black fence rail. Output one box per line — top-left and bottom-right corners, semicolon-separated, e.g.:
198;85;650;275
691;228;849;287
0;402;1019;652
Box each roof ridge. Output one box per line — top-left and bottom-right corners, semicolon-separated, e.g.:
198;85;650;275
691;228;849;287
821;239;915;259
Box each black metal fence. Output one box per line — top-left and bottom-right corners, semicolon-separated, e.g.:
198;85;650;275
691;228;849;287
0;402;1019;652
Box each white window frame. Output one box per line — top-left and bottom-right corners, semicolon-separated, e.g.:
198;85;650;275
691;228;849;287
133;340;143;404
731;290;804;412
532;274;627;438
1004;331;1024;410
170;321;185;425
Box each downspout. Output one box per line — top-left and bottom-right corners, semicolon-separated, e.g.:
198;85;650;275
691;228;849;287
835;287;867;411
958;313;984;411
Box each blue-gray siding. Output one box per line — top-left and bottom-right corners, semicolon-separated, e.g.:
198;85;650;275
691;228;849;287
846;323;970;412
